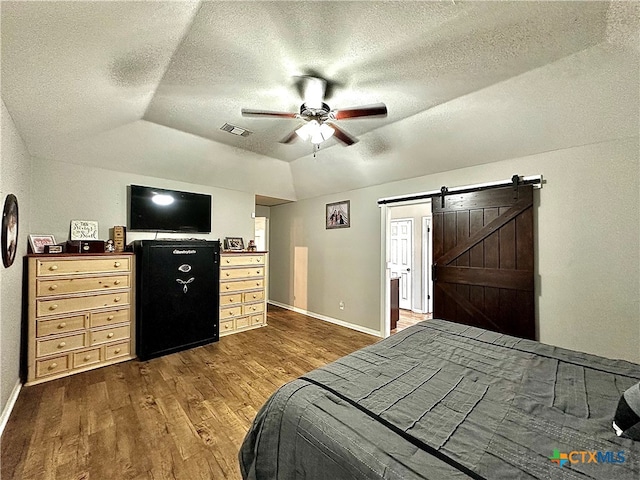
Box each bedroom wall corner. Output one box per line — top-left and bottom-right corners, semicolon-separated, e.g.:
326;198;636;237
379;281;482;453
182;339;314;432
0;100;32;426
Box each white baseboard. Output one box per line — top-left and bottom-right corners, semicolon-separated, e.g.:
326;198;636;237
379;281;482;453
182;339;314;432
0;379;22;438
268;301;383;338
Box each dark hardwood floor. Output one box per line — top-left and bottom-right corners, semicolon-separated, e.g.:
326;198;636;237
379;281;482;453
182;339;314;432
1;305;378;480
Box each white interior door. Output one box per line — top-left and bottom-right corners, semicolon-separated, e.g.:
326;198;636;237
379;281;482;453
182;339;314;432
390;219;413;310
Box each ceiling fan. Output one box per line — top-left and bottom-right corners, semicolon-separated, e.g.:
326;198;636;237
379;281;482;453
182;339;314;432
241;76;387;147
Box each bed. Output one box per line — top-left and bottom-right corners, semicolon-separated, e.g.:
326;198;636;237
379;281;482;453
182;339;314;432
239;319;640;479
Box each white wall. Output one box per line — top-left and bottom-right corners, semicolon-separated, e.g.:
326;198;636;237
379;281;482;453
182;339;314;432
269;137;640;363
30;158;256;245
1;101;32;423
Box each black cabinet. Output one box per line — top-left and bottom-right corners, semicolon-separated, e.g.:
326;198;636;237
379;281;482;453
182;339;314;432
133;240;220;360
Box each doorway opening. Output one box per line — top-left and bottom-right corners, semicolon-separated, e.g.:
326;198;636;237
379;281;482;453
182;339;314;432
386;201;432;334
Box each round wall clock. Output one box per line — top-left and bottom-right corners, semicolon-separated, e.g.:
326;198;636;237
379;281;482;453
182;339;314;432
2;194;19;268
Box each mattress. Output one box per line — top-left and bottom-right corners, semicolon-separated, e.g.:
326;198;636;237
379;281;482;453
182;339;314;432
239;319;640;479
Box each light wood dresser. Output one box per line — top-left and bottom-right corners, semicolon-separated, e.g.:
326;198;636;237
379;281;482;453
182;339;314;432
26;253;135;385
219;252;267;336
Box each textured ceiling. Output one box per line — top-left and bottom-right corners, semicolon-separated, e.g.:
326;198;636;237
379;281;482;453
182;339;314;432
1;1;638;200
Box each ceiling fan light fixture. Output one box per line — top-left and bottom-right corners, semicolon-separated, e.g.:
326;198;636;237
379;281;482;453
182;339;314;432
312;123;335;144
295;120;317;141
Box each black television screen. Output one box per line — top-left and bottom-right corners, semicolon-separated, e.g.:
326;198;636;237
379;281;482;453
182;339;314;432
128;185;212;233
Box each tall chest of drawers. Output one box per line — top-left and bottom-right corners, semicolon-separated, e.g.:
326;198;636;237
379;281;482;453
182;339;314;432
219;252;267;336
26;253;135;385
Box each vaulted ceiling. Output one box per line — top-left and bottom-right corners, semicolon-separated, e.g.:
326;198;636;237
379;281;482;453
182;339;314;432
1;1;638;201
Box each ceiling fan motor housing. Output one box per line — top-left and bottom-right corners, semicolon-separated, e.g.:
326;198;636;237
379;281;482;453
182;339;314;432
300;102;331;121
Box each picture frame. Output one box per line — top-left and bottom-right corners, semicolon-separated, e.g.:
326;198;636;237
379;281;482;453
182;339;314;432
29;234;56;254
224;237;244;251
70;220;99;240
326;200;350;229
2;194;19;268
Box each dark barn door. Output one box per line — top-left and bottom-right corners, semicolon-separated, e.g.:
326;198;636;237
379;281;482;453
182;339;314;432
432;184;535;339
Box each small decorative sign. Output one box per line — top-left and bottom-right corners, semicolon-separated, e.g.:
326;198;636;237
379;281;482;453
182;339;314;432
70;220;99;240
28;234;56;254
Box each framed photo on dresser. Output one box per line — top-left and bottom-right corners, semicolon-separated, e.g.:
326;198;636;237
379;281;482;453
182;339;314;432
224;237;244;251
28;234;56;254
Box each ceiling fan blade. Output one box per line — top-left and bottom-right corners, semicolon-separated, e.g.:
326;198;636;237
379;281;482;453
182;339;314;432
279;128;300;144
332;103;388;120
300;76;326;109
241;108;298;119
327;123;359;146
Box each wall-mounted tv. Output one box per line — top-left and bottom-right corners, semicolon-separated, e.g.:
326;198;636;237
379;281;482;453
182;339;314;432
128;185;212;233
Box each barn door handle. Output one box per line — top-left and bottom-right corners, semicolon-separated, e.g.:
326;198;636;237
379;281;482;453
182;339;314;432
431;263;437;282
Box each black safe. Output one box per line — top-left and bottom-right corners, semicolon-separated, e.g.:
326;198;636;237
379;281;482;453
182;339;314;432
133;240;220;360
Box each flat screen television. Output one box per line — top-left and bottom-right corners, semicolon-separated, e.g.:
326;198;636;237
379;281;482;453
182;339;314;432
128;185;212;233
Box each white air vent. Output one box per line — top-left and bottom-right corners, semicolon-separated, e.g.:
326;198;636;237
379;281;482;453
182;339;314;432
221;123;252;137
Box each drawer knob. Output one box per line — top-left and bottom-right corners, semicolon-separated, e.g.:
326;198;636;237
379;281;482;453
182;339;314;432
256;282;260;286
50;304;59;311
49;265;58;271
84;355;91;361
49;363;58;370
114;348;121;354
114;297;121;302
114;262;121;267
225;285;230;290
226;259;230;263
107;333;114;338
58;341;66;348
114;280;121;285
252;294;257;299
58;322;66;329
226;272;230;277
49;284;58;291
256;270;260;274
107;315;114;320
228;311;233;316
228;298;233;302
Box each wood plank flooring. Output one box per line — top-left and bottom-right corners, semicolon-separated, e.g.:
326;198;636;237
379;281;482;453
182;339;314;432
1;305;378;480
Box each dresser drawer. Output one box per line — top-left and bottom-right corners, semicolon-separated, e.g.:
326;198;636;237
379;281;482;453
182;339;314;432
221;267;264;280
221;255;264;267
251;313;265;326
90;325;130;346
36;314;86;337
236;316;250;329
243;290;264;303
220;279;264;293
220;319;235;334
36;257;131;277
220;293;242;306
35;355;70;378
105;341;130;360
37;333;85;357
37;292;130;317
73;348;101;368
90;308;130;328
243;303;264;315
36;275;130;297
221;305;242;319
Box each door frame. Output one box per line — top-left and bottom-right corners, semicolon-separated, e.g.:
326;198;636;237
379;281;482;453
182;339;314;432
390;217;414;311
422;216;432;313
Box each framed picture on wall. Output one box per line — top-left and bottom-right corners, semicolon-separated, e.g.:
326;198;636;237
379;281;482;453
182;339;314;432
326;200;350;229
28;234;56;254
2;194;19;268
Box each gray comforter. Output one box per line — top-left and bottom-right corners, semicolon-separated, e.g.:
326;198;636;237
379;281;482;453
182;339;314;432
239;319;640;479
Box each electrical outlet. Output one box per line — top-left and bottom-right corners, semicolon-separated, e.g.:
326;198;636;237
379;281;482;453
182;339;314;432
339;301;345;310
